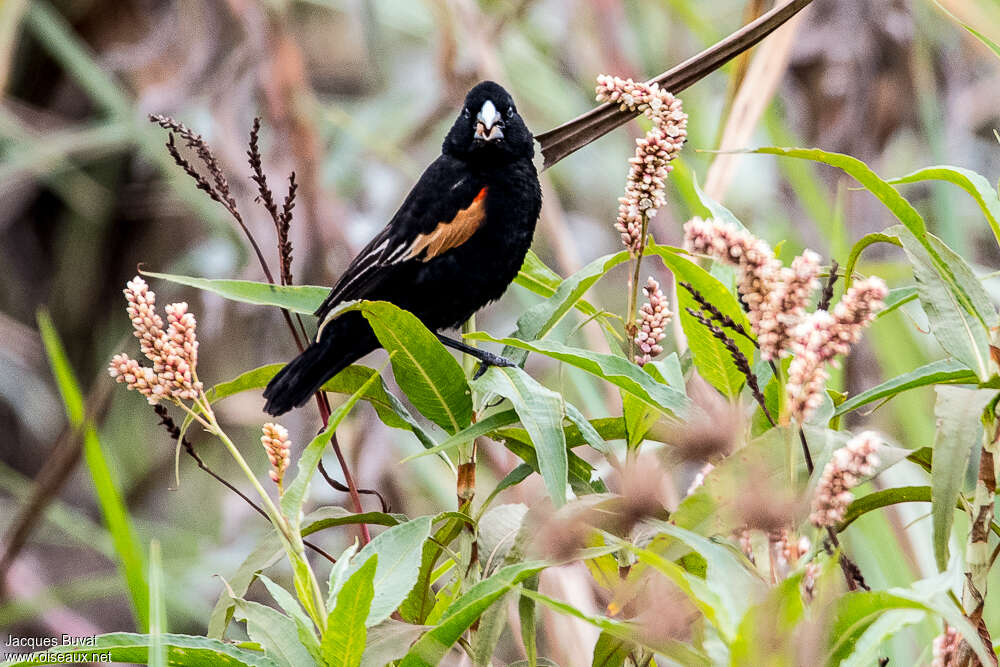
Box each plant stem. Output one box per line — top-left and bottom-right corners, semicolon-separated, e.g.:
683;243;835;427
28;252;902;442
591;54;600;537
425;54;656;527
958;411;999;663
625;214;650;362
314;392;370;545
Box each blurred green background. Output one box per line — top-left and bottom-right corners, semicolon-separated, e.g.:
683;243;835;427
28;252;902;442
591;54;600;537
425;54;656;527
2;0;1000;663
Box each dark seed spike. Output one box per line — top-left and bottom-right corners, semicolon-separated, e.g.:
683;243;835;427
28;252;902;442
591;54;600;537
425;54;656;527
685;307;774;426
817;259;840;311
679;281;758;347
248;117;281;227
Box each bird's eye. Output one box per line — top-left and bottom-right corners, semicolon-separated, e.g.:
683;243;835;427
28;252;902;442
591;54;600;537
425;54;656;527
506;106;515;118
463;107;471;118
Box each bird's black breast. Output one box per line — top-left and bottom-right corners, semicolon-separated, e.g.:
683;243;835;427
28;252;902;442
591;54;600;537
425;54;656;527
375;157;541;330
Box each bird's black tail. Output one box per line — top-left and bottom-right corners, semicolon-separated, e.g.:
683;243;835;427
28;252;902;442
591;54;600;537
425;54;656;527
262;314;376;416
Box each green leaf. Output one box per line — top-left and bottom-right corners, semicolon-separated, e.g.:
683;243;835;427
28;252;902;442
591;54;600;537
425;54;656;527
839;486;932;531
840;609;926;667
932;1;1000;60
230;597;316;667
140;270;328;314
398;516;466;624
323;554;377;667
467;334;689;417
473;367;568;506
930;386;993;570
591;631;631;667
750;147;927;237
258;575;322;664
38;310;149;630
845;232;901;286
621;390;658;450
302;507;406;536
648;245;755;397
0;632;280;667
896;226;997;380
343;516;433;626
889;165;1000;249
400;409;520;462
564;401;609;454
729;572;807;665
326;542;360;610
834;358;977;416
505;251;630;364
470;589;511;666
336;301;472;433
878;286;918;318
519;575;539;667
400;561;547;667
208;536;285;639
200;364;436;449
281;368;383;529
496;430;600;497
360;620;428;667
828;578;992;666
514;250;601;318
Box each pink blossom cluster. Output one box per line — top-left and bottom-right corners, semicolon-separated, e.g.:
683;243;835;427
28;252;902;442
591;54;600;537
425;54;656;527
683;218;886;423
108;277;203;403
786;278;887;423
634;276;671;365
683;217;819;361
261;423;291;485
596;75;687;254
810;431;880;527
756;250;821;360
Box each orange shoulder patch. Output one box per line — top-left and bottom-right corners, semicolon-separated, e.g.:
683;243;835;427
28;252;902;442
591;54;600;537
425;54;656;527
407;187;487;262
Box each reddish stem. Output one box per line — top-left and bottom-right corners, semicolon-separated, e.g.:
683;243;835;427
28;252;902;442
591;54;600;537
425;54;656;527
314;392;370;544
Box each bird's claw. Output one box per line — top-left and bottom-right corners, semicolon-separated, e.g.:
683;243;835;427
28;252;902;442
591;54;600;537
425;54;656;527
472;352;516;379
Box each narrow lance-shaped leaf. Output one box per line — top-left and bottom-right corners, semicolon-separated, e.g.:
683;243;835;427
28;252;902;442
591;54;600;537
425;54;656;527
227;588;315;667
334;301;472;434
140;270;327;314
400;561;548;667
505;251;630;364
281;366;385;529
930;386;993;571
834;358;978;416
514;250;603;318
647;245;755;397
257;575;322;664
468;333;689;418
322;554;377;667
473;366;568;507
896;226;997;381
341;515;433;627
888;165;1000;249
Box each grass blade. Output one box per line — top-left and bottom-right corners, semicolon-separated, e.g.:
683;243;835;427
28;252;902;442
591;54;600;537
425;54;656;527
37;309;148;630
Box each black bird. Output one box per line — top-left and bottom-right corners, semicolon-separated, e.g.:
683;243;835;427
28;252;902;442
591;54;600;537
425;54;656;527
263;81;542;416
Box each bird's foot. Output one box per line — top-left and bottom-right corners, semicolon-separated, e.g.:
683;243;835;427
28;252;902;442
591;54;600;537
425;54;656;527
472;351;516;379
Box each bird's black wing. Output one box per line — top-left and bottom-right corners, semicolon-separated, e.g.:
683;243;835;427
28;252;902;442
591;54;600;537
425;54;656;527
314;155;486;322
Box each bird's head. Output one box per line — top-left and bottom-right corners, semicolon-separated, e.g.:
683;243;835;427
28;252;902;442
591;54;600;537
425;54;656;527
443;81;534;162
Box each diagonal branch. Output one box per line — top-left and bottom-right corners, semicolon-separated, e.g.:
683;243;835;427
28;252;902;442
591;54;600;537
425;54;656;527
534;0;815;169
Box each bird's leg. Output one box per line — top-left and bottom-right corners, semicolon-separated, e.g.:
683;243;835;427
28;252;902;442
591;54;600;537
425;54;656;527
435;334;516;379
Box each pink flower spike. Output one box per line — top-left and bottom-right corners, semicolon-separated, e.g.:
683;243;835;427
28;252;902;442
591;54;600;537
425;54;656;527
810;431;880;527
261;423;291;487
634;276;671;366
597;75;688;255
